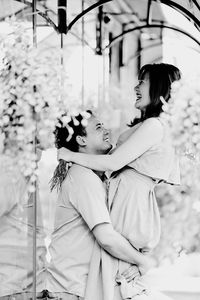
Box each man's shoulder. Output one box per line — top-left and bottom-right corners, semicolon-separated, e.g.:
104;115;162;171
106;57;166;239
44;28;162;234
69;164;93;175
61;164;104;194
67;164;98;183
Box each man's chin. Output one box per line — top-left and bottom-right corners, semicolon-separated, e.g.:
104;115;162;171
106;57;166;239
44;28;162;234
97;143;112;154
105;144;113;154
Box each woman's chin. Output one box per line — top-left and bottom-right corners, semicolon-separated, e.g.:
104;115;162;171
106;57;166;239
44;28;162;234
135;102;141;110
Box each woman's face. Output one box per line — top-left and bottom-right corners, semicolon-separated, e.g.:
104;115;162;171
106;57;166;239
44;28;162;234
134;74;151;112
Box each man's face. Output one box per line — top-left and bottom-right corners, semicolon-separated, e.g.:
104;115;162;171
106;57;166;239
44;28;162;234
82;116;112;154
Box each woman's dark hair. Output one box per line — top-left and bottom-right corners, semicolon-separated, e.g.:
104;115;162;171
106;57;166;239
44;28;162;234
50;110;93;191
129;63;181;127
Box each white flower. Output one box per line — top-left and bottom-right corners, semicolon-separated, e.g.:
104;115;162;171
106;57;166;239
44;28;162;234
28;185;36;193
68;126;74;135
2;115;10;124
72;117;79;126
81;119;88;127
69;108;78;116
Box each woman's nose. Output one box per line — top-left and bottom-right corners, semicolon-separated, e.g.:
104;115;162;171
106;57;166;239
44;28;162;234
134;85;139;91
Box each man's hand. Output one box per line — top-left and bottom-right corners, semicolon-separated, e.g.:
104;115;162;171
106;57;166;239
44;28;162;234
57;147;72;162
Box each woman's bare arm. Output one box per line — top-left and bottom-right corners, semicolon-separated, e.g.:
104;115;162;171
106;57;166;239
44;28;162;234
58;118;164;172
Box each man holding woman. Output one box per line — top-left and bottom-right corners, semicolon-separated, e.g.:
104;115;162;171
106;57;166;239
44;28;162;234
58;63;181;300
39;111;152;299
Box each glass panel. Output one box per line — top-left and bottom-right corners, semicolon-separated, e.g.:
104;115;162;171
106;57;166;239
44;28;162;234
0;154;33;299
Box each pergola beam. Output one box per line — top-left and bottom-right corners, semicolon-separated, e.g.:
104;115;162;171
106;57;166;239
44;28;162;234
105;23;200;49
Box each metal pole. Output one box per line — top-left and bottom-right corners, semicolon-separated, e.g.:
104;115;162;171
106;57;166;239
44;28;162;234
58;0;67;103
67;0;112;33
58;0;67;34
33;0;37;45
137;32;141;73
61;33;64;65
102;35;106;105
32;1;37;299
147;0;152;25
81;0;85;108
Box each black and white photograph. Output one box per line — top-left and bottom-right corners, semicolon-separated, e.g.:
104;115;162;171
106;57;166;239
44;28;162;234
0;1;200;300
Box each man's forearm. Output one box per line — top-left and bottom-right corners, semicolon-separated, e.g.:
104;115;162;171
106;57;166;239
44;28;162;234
102;230;146;265
94;224;147;266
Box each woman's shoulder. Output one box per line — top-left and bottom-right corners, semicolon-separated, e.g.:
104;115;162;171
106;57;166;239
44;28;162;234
133;117;164;146
142;117;165;135
143;117;164;127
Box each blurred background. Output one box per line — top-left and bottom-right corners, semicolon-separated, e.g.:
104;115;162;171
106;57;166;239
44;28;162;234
1;1;200;299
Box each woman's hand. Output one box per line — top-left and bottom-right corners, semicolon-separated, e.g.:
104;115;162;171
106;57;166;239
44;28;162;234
121;265;140;282
57;147;72;162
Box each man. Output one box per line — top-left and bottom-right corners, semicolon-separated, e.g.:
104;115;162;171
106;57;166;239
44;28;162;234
39;111;149;300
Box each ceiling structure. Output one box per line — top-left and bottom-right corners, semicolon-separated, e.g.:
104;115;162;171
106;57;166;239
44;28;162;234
0;1;200;31
0;0;200;50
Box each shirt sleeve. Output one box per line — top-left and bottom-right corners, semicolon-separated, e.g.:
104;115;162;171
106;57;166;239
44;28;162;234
63;167;111;230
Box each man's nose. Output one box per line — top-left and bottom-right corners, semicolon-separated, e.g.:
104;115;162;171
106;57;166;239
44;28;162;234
104;128;109;134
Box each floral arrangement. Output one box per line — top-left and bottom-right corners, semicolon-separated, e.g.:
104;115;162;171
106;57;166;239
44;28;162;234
0;20;81;192
161;75;200;163
155;73;200;263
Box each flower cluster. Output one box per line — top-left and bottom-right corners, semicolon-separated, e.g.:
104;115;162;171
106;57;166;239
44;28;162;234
58;110;91;142
161;75;200;163
0;20;73;192
155;73;200;263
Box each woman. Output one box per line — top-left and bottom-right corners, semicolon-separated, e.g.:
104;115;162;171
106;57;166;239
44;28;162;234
58;63;181;300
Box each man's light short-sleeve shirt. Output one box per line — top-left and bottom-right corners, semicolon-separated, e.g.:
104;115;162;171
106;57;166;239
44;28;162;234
45;164;111;297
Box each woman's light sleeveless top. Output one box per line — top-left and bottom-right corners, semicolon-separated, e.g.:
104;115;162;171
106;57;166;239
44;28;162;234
118;117;180;185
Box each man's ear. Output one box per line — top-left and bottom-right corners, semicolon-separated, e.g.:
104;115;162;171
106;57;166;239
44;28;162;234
76;135;86;147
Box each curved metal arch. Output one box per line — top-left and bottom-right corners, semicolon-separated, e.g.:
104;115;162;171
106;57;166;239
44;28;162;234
66;0;112;33
14;0;112;34
153;0;200;29
125;40;200;66
104;24;200;50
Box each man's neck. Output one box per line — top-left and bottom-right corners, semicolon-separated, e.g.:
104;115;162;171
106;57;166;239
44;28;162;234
79;148;105;180
93;170;105;180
